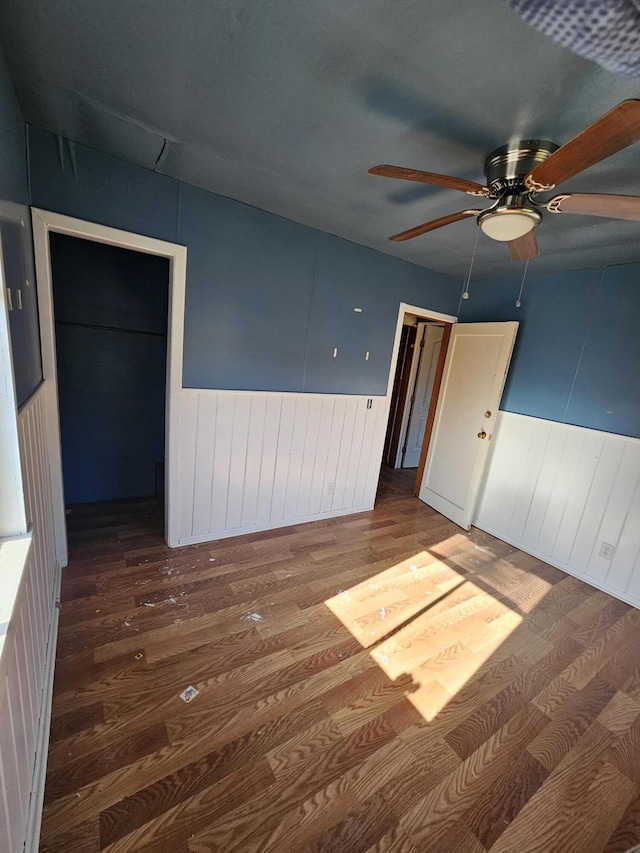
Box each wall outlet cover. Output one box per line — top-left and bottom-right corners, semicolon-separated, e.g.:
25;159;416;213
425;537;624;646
599;542;616;560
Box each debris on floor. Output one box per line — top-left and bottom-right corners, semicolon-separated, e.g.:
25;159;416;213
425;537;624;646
179;685;199;703
135;653;143;660
242;612;263;622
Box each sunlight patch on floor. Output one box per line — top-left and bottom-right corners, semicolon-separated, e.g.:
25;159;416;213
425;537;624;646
325;549;460;649
326;540;553;721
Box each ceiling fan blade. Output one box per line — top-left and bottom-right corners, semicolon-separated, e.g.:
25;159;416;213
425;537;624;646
389;209;480;242
508;230;538;261
369;165;490;197
547;192;640;221
525;99;640;192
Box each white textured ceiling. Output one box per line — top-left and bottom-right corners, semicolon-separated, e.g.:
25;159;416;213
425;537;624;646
1;0;640;278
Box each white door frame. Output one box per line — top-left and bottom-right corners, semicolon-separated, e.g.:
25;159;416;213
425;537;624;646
379;302;457;486
31;208;187;563
385;303;457;398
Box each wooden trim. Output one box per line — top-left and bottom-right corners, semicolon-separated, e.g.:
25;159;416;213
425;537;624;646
414;321;452;496
30;208;187;554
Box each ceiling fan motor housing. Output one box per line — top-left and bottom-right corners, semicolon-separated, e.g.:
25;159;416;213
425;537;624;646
484;140;559;196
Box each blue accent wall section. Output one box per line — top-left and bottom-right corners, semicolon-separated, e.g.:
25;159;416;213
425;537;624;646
28;127;179;243
0;47;42;406
305;234;454;395
0;53;28;205
28;127;459;395
564;265;640;437
178;183;318;392
459;265;640;439
50;233;169;503
23;126;640;438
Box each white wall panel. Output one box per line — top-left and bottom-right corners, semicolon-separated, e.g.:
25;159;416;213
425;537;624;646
0;384;60;852
177;390;388;545
475;411;640;608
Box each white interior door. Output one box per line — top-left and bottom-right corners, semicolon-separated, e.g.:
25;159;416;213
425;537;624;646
418;321;518;529
402;324;444;468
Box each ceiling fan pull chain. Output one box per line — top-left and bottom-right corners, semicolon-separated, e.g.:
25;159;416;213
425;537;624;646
460;228;480;307
516;257;530;308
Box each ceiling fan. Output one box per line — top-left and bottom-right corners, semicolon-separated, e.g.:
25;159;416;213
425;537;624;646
369;99;640;260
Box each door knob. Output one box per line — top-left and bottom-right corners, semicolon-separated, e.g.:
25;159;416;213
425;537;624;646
484;411;492;418
477;431;487;439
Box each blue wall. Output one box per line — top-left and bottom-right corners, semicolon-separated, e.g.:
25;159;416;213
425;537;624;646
51;233;169;503
459;265;640;439
27;127;458;396
0;48;42;406
26;126;640;439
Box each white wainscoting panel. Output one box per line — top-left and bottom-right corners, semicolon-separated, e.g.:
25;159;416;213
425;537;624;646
18;388;57;592
474;411;640;607
0;384;60;853
177;390;388;545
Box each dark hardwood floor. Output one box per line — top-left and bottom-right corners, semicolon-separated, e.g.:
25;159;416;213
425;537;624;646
39;467;640;852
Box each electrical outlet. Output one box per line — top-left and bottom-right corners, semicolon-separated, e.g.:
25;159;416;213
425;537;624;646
599;541;615;560
326;481;335;496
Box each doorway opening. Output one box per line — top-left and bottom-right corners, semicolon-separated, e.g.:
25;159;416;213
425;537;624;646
31;209;187;564
380;304;455;502
49;233;169;516
379;303;519;531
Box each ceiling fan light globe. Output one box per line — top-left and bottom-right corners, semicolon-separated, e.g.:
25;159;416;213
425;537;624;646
478;208;541;241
